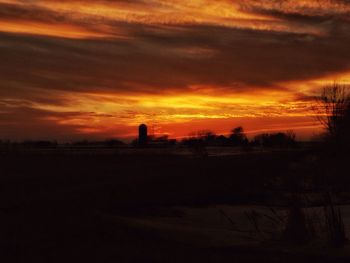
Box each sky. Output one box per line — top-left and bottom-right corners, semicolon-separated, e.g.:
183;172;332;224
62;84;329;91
1;0;350;141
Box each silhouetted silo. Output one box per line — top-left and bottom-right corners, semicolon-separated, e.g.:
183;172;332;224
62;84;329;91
138;124;148;145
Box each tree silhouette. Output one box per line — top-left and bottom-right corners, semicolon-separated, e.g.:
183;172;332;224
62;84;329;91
229;126;248;146
314;83;350;147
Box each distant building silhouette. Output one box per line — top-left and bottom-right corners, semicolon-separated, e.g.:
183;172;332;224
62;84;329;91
138;124;148;145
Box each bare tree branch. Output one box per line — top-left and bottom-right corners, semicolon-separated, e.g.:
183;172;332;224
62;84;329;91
313;83;350;141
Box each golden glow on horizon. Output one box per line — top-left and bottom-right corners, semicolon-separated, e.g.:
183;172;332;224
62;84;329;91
30;88;316;136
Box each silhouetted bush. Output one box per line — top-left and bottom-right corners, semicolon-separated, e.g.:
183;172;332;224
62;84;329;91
152;135;177;146
132;135;177;148
283;197;310;245
215;135;229;146
323;193;347;247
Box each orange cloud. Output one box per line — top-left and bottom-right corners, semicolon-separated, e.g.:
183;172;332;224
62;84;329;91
0;0;337;39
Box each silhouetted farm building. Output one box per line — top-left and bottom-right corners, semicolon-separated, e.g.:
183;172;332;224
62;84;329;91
138;124;148;145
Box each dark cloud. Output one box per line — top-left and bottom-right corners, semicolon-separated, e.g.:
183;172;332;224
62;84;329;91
0;105;84;140
0;2;69;23
0;102;131;141
1;20;350;101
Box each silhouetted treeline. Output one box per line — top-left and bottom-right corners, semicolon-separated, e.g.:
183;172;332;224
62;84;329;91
182;127;297;148
182;128;247;147
0;128;299;151
252;132;297;148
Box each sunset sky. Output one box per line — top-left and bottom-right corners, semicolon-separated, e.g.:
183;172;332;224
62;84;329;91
1;0;350;141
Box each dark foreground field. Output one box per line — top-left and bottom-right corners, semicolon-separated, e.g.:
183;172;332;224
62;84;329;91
0;148;349;262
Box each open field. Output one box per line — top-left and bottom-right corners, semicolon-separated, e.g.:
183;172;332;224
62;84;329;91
0;148;349;262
